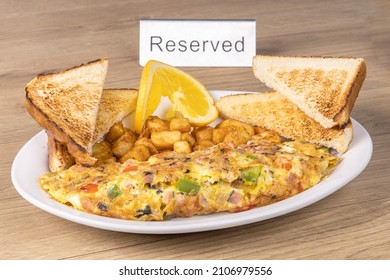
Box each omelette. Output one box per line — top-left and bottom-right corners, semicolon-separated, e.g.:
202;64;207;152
40;138;339;221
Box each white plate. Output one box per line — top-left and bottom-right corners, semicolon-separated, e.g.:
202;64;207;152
11;91;373;234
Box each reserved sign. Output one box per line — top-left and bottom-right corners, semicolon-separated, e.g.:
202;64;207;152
139;19;256;67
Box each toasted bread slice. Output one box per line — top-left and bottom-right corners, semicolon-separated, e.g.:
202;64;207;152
253;55;366;128
216;92;353;153
93;88;138;143
47;88;138;171
25;58;108;166
47;132;75;172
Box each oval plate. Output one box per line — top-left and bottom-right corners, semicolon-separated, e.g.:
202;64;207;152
11;91;373;234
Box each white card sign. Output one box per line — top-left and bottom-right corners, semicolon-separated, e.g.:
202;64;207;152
139;19;256;67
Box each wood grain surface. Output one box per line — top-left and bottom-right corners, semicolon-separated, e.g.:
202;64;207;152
1;0;389;260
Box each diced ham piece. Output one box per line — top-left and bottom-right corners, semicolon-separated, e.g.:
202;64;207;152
228;190;243;205
162;191;174;205
144;173;154;184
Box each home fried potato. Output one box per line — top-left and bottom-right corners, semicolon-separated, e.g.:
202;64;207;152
139;128;151;139
145;116;170;131
212;127;231;143
112;129;137;158
223;130;249;147
173;140;192;154
169;117;191;132
181;132;196;147
135;137;159;155
151;130;182;150
193;139;214;151
91;141;115;166
92;140;113;160
217;119;255;137
120;145;151;163
58;116;262;169
193;126;214;142
106;122;126;143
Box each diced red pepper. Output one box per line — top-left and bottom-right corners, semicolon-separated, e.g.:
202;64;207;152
124;165;138;172
80;184;98;193
281;162;292;170
275;157;292;170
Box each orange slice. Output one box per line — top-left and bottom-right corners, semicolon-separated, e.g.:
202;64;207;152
134;60;219;134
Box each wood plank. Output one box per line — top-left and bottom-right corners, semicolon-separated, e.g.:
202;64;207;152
1;0;389;260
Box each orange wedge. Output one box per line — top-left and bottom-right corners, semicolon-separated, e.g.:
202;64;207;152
134;60;219;134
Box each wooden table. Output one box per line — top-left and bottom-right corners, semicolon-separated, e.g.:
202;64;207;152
1;0;389;260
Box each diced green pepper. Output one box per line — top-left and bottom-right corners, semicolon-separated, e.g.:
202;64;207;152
241;166;262;184
107;184;122;200
176;178;200;195
247;155;257;160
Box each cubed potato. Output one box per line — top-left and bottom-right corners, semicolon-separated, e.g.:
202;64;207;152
92;140;113;161
95;156;117;166
173;140;192;154
193;126;214;142
150;130;182;150
212;127;232;143
145;116;169;131
181;132;196;147
135;137;159;155
193;139;214;151
112;129;137;158
169;117;191;132
138;128;151;139
223;130;249;147
105;122;126;143
217;119;255;137
120;145;151;163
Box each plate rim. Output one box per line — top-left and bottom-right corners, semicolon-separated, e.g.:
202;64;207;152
11;90;373;234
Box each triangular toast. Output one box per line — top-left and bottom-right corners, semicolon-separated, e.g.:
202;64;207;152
48;88;138;171
216;92;352;153
25;58;108;166
253;55;366;128
93;88;138;143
